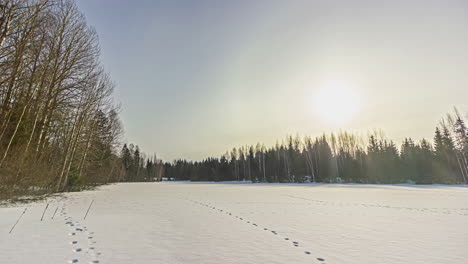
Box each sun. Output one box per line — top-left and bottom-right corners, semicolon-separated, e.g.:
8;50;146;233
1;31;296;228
312;81;361;126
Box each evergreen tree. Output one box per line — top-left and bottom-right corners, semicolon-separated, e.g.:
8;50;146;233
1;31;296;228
121;144;131;181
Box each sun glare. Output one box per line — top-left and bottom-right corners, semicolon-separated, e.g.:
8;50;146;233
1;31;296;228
313;81;361;126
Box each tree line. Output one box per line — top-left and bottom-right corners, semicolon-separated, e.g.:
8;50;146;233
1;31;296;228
165;109;468;185
119;143;164;182
0;0;124;199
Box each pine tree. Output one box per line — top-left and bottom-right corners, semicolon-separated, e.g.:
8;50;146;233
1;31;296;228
121;144;131;181
134;145;141;181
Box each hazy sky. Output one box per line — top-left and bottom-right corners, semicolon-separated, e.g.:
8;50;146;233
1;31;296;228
76;0;468;161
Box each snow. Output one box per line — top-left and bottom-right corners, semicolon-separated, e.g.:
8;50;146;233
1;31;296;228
1;182;468;264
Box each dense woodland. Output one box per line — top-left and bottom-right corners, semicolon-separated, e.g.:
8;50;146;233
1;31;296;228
0;0;148;199
166;110;468;185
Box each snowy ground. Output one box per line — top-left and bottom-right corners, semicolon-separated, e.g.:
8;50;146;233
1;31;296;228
1;183;468;264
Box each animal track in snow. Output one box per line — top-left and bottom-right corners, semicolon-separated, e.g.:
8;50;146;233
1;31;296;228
189;199;327;263
287;194;468;217
61;207;101;264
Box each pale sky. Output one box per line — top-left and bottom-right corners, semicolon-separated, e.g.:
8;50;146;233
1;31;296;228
77;0;468;161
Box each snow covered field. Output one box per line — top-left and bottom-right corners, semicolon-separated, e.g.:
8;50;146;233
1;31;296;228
1;183;468;264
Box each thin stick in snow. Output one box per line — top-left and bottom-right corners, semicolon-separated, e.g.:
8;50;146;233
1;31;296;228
51;205;59;220
83;200;94;220
9;208;27;234
40;203;49;221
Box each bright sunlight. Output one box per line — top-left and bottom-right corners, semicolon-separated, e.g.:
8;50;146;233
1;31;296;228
313;81;361;125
